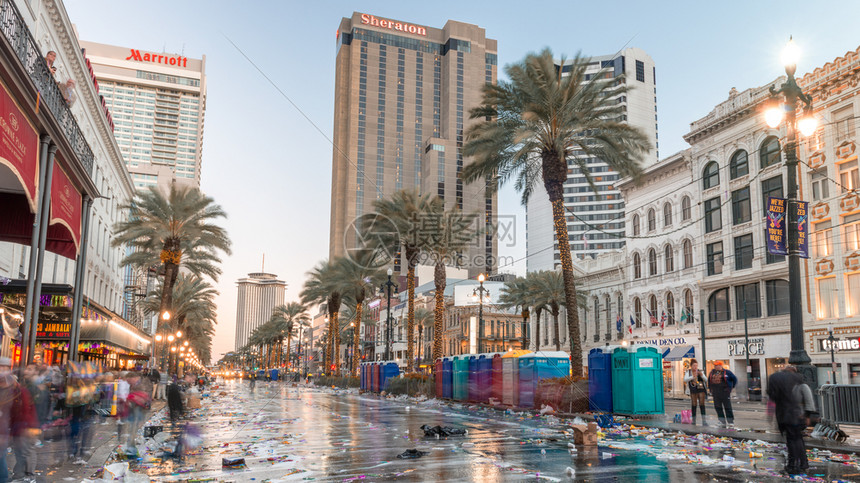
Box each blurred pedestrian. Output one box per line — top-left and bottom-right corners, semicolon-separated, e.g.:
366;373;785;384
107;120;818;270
124;373;150;453
707;361;738;428
4;360;40;480
148;368;160;400
66;373;96;465
683;359;708;425
167;377;184;422
0;358;17;483
768;366;807;474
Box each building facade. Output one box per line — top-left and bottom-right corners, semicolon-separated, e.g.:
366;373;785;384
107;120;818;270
77;40;206;191
234;272;286;351
329;13;498;277
526;48;659;270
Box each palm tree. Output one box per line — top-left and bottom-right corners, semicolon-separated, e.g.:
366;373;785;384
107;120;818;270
462;49;651;375
423;206;479;360
333;253;386;374
113;185;231;319
372;190;443;372
272;302;310;372
499;275;534;351
414;307;433;367
300;260;343;375
535;271;566;351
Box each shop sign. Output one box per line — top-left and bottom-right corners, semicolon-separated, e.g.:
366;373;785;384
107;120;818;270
820;337;860;352
0;293;71;308
360;13;428;36
635;337;688;347
125;49;189;68
36;321;70;339
0;79;39;211
727;338;764;356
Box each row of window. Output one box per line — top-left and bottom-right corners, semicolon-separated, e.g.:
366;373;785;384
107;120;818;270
632;240;693;278
631;196;692;235
630;289;693;328
702;137;781;190
707;280;789;322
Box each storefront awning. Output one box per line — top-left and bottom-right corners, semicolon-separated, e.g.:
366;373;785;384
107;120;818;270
663;345;696;361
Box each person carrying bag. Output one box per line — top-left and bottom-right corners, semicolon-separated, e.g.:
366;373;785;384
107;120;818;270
683;359;709;425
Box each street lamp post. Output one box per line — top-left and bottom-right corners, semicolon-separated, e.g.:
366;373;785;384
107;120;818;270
381;268;397;361
765;38;819;388
472;274;489;353
827;325;839;384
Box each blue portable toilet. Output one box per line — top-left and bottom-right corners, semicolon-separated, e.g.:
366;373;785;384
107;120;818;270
360;363;366;391
453;356;469;401
442;357;454;399
468;355;479;402
588;346;618;412
517;351;571;408
477;353;502;403
611;345;664;415
381;362;400;391
269;369;279;381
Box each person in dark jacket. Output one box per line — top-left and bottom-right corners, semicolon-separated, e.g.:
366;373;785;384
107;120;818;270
767;366;807;474
166;378;184;422
707;361;738;428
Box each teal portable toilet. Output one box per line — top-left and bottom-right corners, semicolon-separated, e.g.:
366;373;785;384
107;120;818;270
611;345;664;415
518;351;570;408
453;355;470;401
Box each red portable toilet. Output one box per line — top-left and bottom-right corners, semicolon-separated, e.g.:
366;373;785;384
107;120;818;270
435;358;444;398
491;353;503;402
371;362;380;393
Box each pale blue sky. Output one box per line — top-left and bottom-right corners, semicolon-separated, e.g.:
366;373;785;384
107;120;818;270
65;0;860;360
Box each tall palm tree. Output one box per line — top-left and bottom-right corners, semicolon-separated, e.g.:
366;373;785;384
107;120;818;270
423;206;479;360
372;190;444;372
300;260;343;375
333;253;386;374
499;275;534;351
272;302;310;372
113;185;231;319
535;271;566;351
414;307;433;367
462;49;651;375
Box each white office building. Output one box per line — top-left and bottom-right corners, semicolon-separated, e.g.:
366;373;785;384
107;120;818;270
234;272;286;351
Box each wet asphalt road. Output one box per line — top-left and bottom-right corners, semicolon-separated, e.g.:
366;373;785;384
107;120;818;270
130;380;860;482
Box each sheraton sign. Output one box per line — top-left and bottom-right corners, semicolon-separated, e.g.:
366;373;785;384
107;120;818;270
360;14;427;36
126;49;189;68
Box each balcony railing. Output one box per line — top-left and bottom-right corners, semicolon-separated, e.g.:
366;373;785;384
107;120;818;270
0;0;94;175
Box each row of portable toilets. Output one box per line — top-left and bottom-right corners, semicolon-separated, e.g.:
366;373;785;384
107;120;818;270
359;346;664;415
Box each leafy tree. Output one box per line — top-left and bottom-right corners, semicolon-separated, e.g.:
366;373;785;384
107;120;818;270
300;260;343;375
333;253;386;374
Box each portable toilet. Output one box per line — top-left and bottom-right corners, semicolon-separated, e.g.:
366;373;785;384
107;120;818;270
468;355;480;402
270;369;279;381
381;362;400;391
478;353;502;403
518;351;571;409
491;353;504;402
372;363;381;393
435;359;444;398
442;357;454;399
611;345;664;415
453;356;469;401
588;346;617;412
502;350;531;406
361;363;367;391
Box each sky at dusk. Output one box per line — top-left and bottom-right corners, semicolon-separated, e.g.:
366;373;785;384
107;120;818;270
64;0;860;362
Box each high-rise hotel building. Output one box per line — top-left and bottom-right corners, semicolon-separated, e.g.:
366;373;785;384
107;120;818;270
78;41;206;190
234;272;286;351
329;13;498;276
526;48;658;271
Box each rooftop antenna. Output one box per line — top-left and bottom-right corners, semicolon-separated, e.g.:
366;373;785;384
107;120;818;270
262;253;265;272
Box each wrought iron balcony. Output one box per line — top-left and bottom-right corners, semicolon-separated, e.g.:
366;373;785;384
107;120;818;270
0;0;94;175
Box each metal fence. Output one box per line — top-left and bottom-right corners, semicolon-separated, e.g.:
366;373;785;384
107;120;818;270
818;384;860;425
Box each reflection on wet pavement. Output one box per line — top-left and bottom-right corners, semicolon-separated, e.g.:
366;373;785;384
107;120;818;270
116;381;859;482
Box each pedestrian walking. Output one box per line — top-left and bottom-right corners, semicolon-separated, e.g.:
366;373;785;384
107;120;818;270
66;374;96;465
148;368;161;400
767;366;807;474
125;374;151;453
249;371;256;392
707;361;738;428
683;359;708;425
10;378;39;479
167;377;184;422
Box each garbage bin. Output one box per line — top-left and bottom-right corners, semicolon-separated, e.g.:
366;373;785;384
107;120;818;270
442;357;454;399
588;346;617;412
611;345;664;415
502;350;530;407
468;355;479;402
381;362;400;392
453;356;469;401
518;351;571;409
435;358;444;398
491;353;503;403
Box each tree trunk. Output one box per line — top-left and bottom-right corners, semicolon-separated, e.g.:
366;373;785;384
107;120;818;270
285;334;292;372
331;306;341;375
552;303;560;351
405;255;417;372
521;309;530;352
534;307;542;352
158;237;182;319
352;299;363;375
543;153;583;376
432;262;446;360
417;325;423;369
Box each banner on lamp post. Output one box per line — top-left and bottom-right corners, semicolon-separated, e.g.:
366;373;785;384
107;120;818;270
796;200;809;259
766;197;787;256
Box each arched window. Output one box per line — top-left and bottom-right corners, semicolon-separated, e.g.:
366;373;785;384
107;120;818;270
684;289;694;323
649;295;658;325
708;288;731;322
663;202;672;227
681;196;692;221
633;253;642;279
683;239;693;269
666;292;675;325
665;244;674;272
647;209;656;232
593;298;599;326
760;136;781;168
648;248;657;276
632;214;640;236
703;161;720;189
730;149;749;179
633;297;642;328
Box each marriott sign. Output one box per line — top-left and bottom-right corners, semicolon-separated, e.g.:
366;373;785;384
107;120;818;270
126;49;188;68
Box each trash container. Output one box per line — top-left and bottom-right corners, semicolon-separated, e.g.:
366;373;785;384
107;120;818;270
442;357;453;399
381;362;400;391
588;346;617;412
435;358;444;398
518;351;571;409
611;345;664;415
491;353;503;402
453;356;469;401
502;350;531;407
467;355;479;402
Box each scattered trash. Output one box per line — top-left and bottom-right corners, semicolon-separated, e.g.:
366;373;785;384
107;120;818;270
222;457;246;468
396;449;428;459
143;425;163;439
420;425;468;437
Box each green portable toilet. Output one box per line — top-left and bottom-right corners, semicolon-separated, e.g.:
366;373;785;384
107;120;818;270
453;355;470;401
611;345;664;415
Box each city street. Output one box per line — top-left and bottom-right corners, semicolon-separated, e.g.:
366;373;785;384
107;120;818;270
109;381;860;482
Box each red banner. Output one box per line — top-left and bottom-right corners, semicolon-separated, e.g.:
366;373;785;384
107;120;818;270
0;79;40;211
49;162;82;258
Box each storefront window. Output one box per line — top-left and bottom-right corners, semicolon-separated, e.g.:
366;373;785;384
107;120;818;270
816;363;842;385
851;364;860;385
